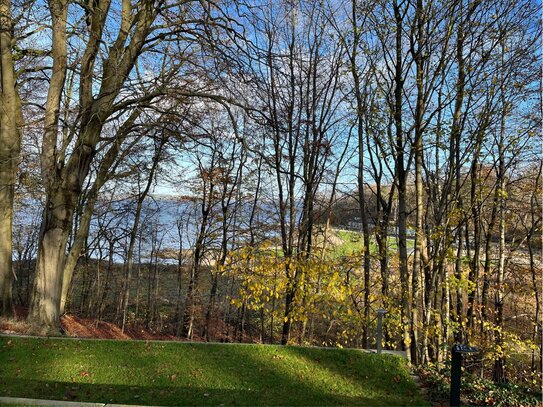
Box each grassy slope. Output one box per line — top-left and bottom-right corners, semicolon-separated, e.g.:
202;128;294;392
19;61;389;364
0;336;427;406
335;230;414;257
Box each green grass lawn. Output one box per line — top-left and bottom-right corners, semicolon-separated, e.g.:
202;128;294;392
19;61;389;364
0;336;428;406
335;230;414;257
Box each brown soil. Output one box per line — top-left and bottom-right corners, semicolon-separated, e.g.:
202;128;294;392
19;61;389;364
0;309;185;341
0;305;257;343
60;314;132;340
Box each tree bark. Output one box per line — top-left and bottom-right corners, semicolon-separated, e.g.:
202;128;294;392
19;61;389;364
0;0;23;316
30;0;70;330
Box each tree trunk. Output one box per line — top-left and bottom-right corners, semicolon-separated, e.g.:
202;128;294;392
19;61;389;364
493;80;507;383
492;173;506;382
466;155;482;335
119;139;164;330
281;295;293;345
393;0;411;361
30;189;74;332
0;0;23;317
348;0;372;349
59;193;96;315
410;0;426;364
529;224;541;372
182;189;212;340
30;0;157;332
60;114;141;315
528;164;541;372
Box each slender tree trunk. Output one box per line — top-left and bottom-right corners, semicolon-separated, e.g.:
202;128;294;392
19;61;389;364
135;236;142;321
348;0;372;348
59;193;97;315
119;140;164;331
182;261;199;340
481;197;498;334
182;195;212;340
493;82;508;383
204;272;219;341
454;225;464;342
466;154;482;335
442;259;451;363
281;282;295;345
493;172;506;382
410;0;426;364
175;220;184;336
529;226;541;372
270;267;277;344
528;164;541;372
60;114;141;315
393;0;411;361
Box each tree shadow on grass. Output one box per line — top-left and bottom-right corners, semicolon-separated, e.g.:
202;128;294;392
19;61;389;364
0;378;258;406
280;346;428;406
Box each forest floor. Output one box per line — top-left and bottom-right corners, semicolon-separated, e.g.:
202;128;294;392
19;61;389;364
0;309;181;341
0;336;428;406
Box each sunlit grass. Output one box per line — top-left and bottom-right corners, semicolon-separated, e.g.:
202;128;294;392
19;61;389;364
334;229;414;257
0;336;427;406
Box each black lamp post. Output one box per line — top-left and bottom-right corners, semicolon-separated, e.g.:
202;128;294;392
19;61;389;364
450;344;479;407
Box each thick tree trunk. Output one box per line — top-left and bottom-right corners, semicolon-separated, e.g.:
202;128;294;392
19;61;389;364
0;180;16;316
28;0;69;332
0;0;23;317
30;190;75;332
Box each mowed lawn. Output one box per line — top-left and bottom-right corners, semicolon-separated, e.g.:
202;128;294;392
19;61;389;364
0;336;428;406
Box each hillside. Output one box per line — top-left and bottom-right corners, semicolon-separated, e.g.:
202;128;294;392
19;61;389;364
0;336;427;406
